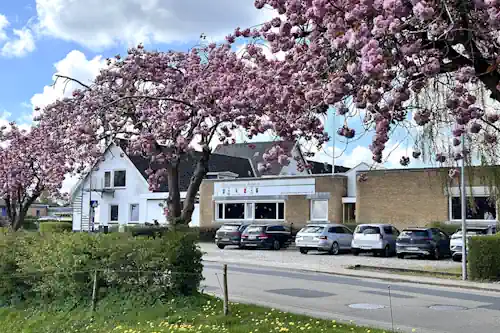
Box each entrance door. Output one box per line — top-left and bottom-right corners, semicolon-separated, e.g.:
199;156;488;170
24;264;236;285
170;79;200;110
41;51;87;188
343;203;356;223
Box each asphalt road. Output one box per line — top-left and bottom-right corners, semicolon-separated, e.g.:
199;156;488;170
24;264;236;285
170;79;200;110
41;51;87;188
202;262;500;333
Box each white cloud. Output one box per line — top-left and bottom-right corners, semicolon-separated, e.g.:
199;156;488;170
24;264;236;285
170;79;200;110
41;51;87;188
0;14;9;42
1;28;35;57
35;0;275;49
31;50;106;111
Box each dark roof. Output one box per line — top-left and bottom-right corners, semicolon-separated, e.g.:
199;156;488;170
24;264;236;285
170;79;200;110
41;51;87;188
119;142;255;192
307;160;350;174
213;141;298;176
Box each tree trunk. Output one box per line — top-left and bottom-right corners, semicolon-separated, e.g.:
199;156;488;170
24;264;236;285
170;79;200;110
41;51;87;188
6;191;42;231
180;147;210;224
166;163;182;223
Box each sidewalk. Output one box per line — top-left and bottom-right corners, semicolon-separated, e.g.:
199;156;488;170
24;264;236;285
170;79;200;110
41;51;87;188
203;255;500;293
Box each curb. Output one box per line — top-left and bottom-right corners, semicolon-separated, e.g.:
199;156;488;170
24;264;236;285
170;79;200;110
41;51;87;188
202;258;500;293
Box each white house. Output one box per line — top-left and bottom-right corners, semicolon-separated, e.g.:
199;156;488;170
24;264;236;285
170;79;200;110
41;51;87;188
70;141;256;231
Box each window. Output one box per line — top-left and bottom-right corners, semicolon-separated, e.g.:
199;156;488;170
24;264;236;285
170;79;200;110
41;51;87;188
334;226;345;234
245;203;254;219
451;196;497;220
267;225;286;232
224;203;244;219
355;225;381;234
216;202;284;220
310;200;328;221
130;204;139;222
217;204;224;219
302;226;325;233
113;170;126;187
36;210;40;217
104;172;111;188
278;202;285;220
110;205;119;222
1;207;6;217
383;226;393;234
255;202;284;220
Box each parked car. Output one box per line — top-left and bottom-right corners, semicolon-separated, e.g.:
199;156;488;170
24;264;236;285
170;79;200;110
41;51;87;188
351;224;399;257
240;224;292;250
450;226;496;262
295;224;353;255
396;228;451;259
215;223;250;249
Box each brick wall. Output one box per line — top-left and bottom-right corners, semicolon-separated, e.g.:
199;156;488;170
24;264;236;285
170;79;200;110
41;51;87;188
356;169;448;228
315;176;346;224
284;195;309;228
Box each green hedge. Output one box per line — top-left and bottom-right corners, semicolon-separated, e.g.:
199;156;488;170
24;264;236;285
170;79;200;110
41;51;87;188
468;234;500;281
39;222;72;233
426;221;458;236
0;231;203;305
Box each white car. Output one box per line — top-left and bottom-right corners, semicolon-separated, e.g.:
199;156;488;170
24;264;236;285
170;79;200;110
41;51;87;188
450;226;496;262
351;224;400;257
295;224;353;255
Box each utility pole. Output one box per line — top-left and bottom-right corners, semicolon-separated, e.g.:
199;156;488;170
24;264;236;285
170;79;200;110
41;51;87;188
332;111;335;175
460;134;467;280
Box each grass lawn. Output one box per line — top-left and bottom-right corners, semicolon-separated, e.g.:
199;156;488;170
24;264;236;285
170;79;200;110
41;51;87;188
0;293;392;333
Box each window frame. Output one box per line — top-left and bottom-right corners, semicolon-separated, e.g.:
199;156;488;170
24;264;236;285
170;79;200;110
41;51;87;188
449;195;498;222
215;200;285;221
310;199;329;221
104;171;112;188
112;170;127;188
110;204;119;223
129;203;140;223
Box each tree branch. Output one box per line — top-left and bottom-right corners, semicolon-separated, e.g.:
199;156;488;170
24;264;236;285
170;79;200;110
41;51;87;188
54;75;92;90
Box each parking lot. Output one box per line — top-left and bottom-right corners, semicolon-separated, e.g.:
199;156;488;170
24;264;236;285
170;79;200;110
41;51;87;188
201;242;461;273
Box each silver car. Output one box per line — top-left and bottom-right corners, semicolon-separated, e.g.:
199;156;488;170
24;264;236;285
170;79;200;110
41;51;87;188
295;224;353;255
351;224;399;257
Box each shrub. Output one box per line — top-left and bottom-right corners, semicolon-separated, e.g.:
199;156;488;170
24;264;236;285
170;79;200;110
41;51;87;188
0;231;203;305
39;221;72;233
194;226;218;242
468;234;500;281
426;221;458;236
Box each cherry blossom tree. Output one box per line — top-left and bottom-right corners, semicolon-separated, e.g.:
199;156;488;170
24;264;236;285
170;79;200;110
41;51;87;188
235;0;500;166
39;43;329;225
0;124;73;230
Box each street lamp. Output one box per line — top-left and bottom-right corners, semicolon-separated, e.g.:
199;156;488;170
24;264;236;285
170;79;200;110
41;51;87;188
460;134;467;280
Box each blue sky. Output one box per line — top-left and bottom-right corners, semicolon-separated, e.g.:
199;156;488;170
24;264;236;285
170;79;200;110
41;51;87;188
0;0;425;172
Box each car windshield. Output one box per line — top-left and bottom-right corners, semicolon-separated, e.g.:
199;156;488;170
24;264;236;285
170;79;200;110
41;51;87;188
246;226;265;234
355;225;380;234
219;225;240;232
400;230;428;238
300;226;325;234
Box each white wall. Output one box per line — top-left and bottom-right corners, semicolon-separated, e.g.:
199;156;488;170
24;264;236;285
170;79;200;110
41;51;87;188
346;163;370;198
71;143;201;230
72;143;151;229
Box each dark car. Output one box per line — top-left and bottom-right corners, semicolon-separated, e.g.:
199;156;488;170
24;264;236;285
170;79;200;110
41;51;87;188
215;223;250;249
240;224;292;250
396;228;451;260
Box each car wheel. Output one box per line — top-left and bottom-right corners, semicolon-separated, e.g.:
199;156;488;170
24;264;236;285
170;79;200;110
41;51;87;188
352;249;360;256
397;253;405;259
452;254;462;262
273;240;281;251
329;242;340;255
217;244;225;250
299;247;308;254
